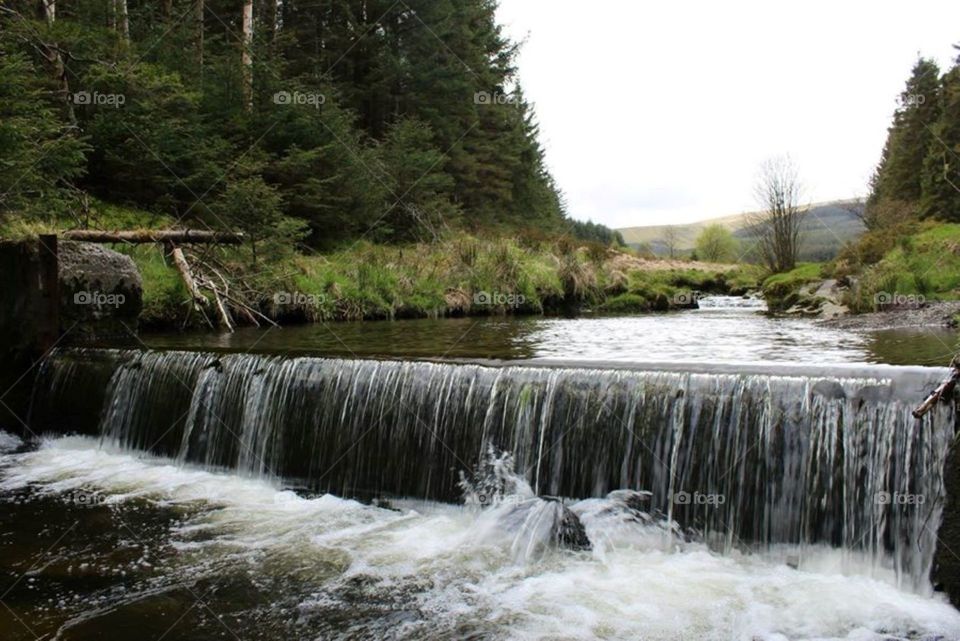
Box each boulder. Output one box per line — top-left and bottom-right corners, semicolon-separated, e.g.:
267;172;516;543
58;241;143;341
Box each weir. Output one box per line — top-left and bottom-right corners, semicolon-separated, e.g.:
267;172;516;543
29;347;957;594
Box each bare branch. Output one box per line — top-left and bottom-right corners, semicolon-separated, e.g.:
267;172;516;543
750;155;804;272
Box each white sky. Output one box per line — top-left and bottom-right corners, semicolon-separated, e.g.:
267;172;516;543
495;0;960;228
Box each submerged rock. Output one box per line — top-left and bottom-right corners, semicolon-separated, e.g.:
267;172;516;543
555;504;591;551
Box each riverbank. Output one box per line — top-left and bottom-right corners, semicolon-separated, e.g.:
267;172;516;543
756;223;960;336
132;237;764;328
2;200;764;330
821;300;960;331
0;198;771;330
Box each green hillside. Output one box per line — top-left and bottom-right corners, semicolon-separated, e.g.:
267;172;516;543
619;200;865;261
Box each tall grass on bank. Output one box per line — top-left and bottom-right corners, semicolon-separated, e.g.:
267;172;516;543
3;199;765;327
839;223;960;312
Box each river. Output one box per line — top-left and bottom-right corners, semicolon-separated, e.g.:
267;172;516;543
139;297;958;366
2;298;959;640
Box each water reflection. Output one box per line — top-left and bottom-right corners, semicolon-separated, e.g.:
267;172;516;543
864;327;959;366
139;299;960;367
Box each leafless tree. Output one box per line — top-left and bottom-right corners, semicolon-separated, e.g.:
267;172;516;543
661;226;680;258
839;196;867;228
751;155;804;272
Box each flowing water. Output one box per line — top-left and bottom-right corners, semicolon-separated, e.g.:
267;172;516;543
3;298;960;640
138;296;960;365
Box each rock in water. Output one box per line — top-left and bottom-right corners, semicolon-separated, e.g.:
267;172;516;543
556;504;591;551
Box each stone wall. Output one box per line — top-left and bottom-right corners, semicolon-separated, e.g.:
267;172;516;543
0;238;143;433
937;433;960;607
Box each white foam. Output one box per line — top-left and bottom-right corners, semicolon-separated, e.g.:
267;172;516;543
0;429;23;452
2;434;959;641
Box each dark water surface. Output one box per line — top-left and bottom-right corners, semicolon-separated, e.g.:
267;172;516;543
139;301;960;367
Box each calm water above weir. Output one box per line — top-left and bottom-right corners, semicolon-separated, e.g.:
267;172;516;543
140;297;960;366
4;298;960;640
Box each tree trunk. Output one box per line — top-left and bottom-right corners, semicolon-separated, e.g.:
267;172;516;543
38;0;76;124
116;0;129;42
40;0;54;22
62;229;244;244
242;0;254;111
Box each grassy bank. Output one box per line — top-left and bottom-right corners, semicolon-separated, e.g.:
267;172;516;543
839;223;960;312
126;235;765;328
756;223;960;318
761;263;829;313
1;200;766;329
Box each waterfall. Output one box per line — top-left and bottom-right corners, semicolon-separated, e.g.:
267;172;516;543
30;347;956;591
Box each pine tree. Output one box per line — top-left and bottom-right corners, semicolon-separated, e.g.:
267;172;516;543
0;47;88;225
867;58;941;213
377;117;459;241
920;50;960;221
0;0;568;241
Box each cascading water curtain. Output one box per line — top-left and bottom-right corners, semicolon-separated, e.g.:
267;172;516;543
31;348;956;591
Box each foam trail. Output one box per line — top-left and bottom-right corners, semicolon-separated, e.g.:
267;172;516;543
2;434;959;641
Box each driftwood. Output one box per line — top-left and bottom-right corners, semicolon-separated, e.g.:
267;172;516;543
195;265;235;333
209;287;234;332
60;228;276;332
63;229;244;244
170;247;207;313
913;356;960;419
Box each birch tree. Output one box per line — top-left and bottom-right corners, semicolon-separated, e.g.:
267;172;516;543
242;0;253;111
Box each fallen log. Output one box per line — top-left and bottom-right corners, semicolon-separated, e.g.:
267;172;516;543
170;246;207;313
209;286;235;333
913;356;960;419
62;229;244;244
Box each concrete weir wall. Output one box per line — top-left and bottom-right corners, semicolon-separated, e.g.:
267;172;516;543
0;236;142;431
938;440;960;607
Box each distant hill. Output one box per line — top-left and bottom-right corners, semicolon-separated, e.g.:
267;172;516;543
618;200;865;261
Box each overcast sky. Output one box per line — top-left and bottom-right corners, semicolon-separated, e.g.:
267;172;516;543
495;0;960;229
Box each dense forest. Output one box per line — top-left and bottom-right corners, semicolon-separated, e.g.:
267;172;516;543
865;46;960;227
0;0;620;247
